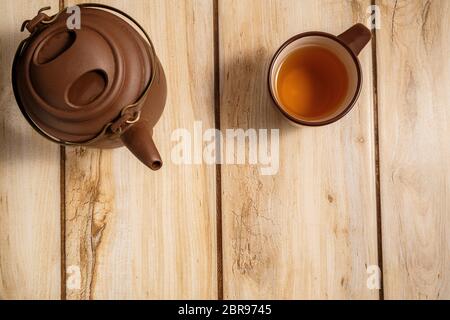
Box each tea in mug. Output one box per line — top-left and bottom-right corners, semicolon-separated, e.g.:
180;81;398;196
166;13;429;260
276;46;349;120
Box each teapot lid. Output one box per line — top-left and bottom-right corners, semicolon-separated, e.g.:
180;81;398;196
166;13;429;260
12;5;156;143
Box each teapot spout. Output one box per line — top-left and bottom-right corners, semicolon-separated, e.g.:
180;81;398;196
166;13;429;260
121;122;162;171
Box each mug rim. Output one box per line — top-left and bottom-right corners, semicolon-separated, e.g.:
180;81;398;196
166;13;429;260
268;31;363;126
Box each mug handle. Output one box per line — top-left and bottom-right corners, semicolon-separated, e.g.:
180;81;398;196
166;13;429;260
337;23;372;56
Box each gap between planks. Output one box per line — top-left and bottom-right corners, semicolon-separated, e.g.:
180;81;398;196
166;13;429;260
371;0;384;301
213;0;224;301
59;0;67;301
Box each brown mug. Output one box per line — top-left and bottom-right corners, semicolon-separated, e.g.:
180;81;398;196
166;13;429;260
268;24;372;126
12;4;167;170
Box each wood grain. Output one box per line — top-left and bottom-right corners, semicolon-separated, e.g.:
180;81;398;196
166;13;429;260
64;0;217;299
1;0;447;300
219;0;379;299
376;0;450;299
0;0;61;300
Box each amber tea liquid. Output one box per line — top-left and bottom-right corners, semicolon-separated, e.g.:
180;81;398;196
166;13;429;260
276;46;349;120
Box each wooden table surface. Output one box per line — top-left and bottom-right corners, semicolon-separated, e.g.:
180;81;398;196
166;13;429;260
1;0;449;300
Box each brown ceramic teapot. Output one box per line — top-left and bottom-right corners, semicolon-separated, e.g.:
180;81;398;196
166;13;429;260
12;3;167;170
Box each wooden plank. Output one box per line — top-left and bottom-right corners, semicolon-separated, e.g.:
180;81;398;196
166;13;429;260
377;0;450;299
219;0;379;299
64;0;217;299
0;0;61;300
